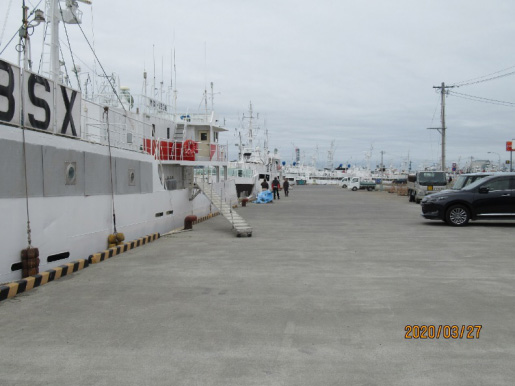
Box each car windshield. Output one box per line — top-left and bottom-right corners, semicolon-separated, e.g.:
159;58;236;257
464;177;493;191
452;175;490;190
452;176;468;190
418;172;447;185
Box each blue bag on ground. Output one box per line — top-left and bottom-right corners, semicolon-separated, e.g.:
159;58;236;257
254;190;273;203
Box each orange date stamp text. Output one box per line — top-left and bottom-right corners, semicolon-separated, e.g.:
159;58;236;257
405;325;482;339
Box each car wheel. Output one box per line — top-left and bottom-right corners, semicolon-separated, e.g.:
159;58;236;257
446;205;470;226
342;184;347;189
367;187;373;191
352;187;358;191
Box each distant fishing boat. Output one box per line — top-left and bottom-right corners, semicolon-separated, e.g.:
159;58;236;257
227;102;281;198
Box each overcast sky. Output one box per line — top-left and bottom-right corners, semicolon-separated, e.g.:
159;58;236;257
2;0;515;170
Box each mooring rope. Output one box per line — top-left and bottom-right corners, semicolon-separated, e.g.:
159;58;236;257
21;126;32;248
104;107;117;234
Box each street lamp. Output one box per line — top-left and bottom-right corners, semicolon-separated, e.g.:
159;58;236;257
487;152;501;171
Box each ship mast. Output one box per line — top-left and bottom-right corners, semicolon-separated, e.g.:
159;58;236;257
49;0;59;83
18;2;45;71
242;101;255;150
325;140;335;170
45;0;92;83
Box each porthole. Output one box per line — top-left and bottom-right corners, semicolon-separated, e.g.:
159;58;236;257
128;169;136;186
65;162;77;185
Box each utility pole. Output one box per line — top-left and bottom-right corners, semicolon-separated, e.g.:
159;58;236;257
428;82;454;171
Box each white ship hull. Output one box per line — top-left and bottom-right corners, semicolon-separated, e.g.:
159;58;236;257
0;121;236;283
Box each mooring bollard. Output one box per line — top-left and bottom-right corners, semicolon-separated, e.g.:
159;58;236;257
184;215;197;230
241;198;249;207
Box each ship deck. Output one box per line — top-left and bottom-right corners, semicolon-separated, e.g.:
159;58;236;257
1;185;514;385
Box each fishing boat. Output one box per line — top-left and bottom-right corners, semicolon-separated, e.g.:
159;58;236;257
283;142;408;186
0;0;237;283
282;142;347;185
227;102;281;198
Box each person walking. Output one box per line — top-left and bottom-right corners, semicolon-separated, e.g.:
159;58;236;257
283;178;289;197
272;177;280;199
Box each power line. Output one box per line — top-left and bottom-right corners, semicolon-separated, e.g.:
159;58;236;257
448;90;515;107
452;63;515;87
451;70;515;88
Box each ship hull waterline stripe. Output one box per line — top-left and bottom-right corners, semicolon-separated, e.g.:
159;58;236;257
1;210;224;302
0;233;160;302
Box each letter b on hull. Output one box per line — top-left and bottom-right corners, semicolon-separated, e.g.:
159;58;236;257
0;59;21;126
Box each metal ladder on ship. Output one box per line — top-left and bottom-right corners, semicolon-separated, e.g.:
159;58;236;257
194;181;253;237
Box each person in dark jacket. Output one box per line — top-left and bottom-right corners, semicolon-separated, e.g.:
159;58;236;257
283;178;290;197
261;178;269;191
272;177;280;199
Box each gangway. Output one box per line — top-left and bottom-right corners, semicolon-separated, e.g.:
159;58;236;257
194;181;252;237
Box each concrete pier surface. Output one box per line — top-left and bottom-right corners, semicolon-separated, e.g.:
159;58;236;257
1;185;514;385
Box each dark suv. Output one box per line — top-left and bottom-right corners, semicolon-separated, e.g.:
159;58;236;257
421;173;515;226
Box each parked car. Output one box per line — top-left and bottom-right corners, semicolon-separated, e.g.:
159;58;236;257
450;172;494;190
420;173;515;226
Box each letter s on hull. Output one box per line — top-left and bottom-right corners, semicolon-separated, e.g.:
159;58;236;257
26;72;52;131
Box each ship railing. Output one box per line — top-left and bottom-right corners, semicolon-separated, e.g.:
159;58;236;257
79;101;226;161
226;167;254;179
193;167;236;211
81;99;152;153
142;139;228;163
209;143;228;162
134;96;219;125
194;143;228;162
143;139;197;161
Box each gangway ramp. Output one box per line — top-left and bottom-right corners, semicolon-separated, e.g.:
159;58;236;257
194;181;252;237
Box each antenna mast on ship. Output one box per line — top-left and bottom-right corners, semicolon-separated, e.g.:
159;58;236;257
242;101;256;149
311;145;319;167
172;48;178;118
325;140;335;170
45;0;92;83
18;1;45;71
210;82;215;112
364;144;373;171
49;0;60;83
263;126;269;165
